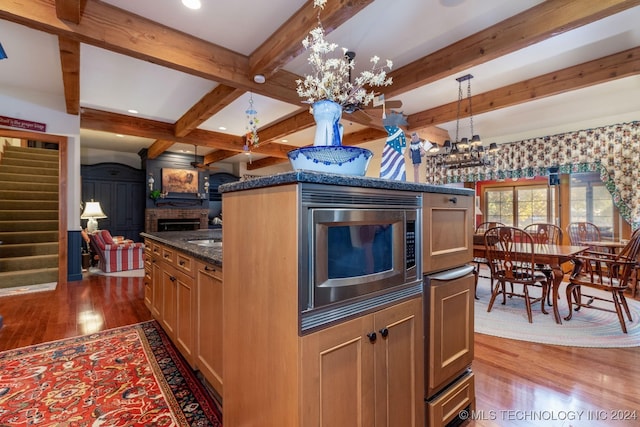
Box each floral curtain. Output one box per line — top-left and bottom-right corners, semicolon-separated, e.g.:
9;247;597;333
423;121;640;228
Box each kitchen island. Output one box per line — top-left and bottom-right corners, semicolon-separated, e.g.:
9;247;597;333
220;171;474;427
142;171;475;426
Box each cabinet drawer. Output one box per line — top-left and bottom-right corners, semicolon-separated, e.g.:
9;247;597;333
161;247;175;264
152;242;162;256
176;253;193;275
427;372;475;427
422;192;474;273
144;239;152;255
199;262;222;280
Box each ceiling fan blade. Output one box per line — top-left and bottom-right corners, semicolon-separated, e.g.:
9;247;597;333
349;109;372;123
191;162;219;171
366;99;403;110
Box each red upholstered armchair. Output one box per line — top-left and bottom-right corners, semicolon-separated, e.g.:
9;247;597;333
88;230;145;273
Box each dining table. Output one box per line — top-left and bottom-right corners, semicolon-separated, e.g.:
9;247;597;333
473;243;589;324
578;240;627;254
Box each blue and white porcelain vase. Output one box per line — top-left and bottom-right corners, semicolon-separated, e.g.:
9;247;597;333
312;99;343;146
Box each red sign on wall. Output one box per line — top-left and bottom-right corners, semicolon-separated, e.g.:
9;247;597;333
0;115;47;132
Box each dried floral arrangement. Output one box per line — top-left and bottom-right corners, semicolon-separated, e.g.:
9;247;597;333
295;0;393;108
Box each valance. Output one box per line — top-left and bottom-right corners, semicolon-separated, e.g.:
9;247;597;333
424;121;640;227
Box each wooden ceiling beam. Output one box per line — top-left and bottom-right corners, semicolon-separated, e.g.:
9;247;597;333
80;108;295;158
144;85;245;159
385;0;640;98
147;140;176;159
55;0;87;24
204;150;238;164
342;128;388;145
58;36;80;115
0;0;301;105
249;0;374;77
254;109;314;145
407;46;640;129
175;85;245;138
246;157;289;170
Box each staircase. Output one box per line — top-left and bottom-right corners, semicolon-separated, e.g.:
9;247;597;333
0;145;59;288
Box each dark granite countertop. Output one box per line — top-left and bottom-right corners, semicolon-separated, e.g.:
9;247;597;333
219;170;474;196
144;173;472;266
140;229;222;267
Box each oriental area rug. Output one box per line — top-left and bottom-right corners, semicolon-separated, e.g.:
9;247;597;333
474;272;640;348
0;320;222;426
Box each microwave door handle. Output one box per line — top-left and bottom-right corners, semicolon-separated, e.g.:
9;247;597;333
428;265;475;281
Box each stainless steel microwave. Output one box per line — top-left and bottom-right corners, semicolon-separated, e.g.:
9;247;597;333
298;184;422;332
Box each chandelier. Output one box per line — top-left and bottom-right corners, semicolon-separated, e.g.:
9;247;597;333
429;74;498;168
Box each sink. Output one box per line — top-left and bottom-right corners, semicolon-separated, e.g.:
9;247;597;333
187;239;222;248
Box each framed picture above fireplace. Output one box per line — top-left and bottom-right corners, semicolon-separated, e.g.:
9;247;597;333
161;168;198;194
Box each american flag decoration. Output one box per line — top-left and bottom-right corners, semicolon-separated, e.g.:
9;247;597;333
379;112;408;181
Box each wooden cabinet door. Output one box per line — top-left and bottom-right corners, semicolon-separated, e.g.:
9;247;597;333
160;265;178;338
373;297;424;427
195;261;224;396
301;297;424;427
143;240;152;309
301;314;375;427
175;267;196;367
422;192;474;273
424;273;474;397
150;255;162;319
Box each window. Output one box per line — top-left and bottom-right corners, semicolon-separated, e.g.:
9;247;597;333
570;173;614;239
485;183;555;227
486;189;513;225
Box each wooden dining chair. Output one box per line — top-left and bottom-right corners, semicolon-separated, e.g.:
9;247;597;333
567;222;602;248
565;228;640;333
524;223;563;245
473;221;505;298
485;226;549;323
524;223;564;305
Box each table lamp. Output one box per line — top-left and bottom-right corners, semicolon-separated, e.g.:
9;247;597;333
81;200;107;233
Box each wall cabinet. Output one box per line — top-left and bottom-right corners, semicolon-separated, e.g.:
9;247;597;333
195;260;224;396
301;297;424;427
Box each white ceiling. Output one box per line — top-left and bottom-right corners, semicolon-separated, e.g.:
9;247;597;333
1;0;639;170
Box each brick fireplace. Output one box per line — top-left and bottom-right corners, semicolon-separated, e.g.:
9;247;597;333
145;208;209;233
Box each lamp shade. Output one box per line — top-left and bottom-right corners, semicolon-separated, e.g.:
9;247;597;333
81;201;107;219
81;201;107;233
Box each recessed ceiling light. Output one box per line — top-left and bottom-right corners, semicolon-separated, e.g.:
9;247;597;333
116;134;124;138
182;0;201;10
253;74;266;84
281;139;288;143
218;126;227;131
127;109;138;114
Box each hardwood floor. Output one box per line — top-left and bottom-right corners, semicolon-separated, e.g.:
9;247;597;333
0;273;152;351
0;273;638;426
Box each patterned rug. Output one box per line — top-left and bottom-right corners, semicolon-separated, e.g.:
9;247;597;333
0;321;222;426
475;273;640;347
